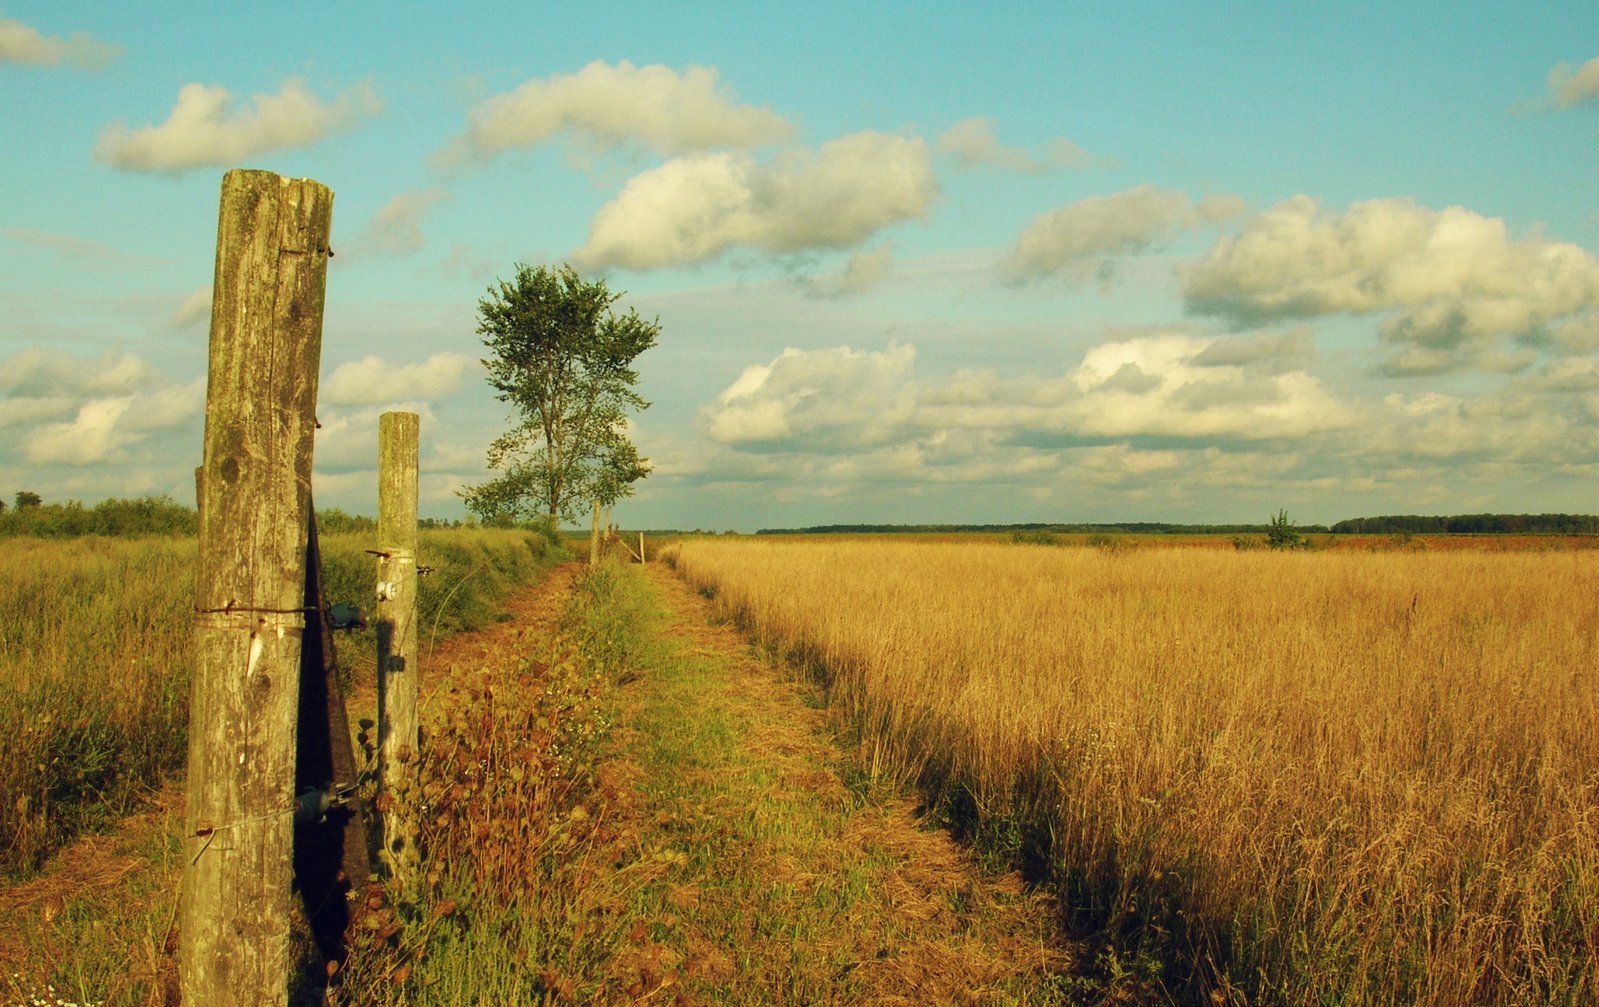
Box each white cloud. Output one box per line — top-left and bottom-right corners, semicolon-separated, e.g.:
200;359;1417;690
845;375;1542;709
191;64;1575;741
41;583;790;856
168;286;212;329
938;116;1113;173
0;347;156;396
1063;334;1353;440
435;60;794;167
322;352;475;406
0;396;75;431
0;17;120;70
1547;56;1599;109
803;245;894;298
312;402;438;471
22;397;135;465
573;132;938;270
355;188;451;256
1000;185;1246;283
702;332;1351;460
123;378;205;432
702;344;918;448
1182;195;1599;373
14;374;200;467
94;77;381;173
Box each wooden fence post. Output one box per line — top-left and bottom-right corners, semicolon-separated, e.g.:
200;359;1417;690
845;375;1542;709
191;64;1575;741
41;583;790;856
640;531;646;564
183;169;332;1007
590;500;601;566
377;410;420;891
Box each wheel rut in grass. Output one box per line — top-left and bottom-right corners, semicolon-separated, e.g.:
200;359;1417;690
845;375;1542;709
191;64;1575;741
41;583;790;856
583;563;1078;1005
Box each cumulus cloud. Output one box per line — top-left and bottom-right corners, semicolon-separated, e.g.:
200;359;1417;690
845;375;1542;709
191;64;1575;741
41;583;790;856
168;286;212;329
94;77;381;173
703;332;1350;461
1062;334;1352;440
701;344;918;448
354;188;452;256
4;347;204;466
0;346;156;396
803;245;894;298
435;60;793;168
573;132;938;270
1182;195;1599;373
678;325;1599;518
321;352;475;406
938;116;1113;173
1000;185;1247;283
312;402;437;472
1546;56;1599;109
0;17;120;70
23;397;135;465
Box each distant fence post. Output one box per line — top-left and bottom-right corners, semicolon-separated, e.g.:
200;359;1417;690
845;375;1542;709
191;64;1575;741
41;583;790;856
376;410;420;891
640;532;646;564
183;169;333;1007
590;500;601;566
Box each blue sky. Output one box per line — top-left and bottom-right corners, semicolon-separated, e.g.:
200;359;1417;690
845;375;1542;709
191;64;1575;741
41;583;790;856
3;3;1597;530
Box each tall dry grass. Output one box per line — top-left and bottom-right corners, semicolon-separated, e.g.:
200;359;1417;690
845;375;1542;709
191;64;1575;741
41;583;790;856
668;538;1599;1006
0;528;564;875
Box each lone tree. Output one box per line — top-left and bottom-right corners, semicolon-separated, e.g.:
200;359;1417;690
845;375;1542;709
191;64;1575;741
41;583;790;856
462;264;658;525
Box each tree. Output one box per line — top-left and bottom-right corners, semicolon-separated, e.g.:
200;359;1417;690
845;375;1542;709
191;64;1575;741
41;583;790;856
1266;508;1309;550
462;264;658;525
14;490;41;510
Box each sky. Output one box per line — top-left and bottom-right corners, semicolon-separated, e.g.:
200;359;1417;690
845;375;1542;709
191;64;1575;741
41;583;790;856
2;3;1597;531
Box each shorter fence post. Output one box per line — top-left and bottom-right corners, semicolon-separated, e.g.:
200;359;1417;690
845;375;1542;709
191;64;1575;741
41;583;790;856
376;411;419;893
590;500;600;567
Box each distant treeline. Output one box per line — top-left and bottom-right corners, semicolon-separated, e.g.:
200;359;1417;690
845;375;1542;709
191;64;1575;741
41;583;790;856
0;495;198;538
759;515;1599;536
756;521;1329;536
1328;513;1599;535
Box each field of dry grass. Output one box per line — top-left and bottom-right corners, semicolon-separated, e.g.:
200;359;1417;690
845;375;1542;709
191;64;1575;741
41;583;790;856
666;537;1599;1006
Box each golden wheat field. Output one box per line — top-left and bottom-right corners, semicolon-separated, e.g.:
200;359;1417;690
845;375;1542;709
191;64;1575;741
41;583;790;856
668;537;1599;1006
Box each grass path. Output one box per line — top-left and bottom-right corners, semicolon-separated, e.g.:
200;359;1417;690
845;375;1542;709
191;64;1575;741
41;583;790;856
576;563;1079;1005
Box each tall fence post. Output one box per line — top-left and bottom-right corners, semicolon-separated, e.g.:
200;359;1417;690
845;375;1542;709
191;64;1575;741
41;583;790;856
376;410;420;891
590;500;601;566
183;169;333;1007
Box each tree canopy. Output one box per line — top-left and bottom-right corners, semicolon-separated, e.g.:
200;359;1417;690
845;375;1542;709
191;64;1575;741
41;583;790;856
461;264;658;525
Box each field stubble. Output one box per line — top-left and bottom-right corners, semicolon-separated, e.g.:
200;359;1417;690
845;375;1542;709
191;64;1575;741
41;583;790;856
667;538;1599;1006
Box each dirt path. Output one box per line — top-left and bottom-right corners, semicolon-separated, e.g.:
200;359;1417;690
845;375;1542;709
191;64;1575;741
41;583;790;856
575;563;1078;1005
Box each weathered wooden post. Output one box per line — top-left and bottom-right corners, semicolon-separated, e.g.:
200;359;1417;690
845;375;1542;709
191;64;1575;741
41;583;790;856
376;410;420;891
639;531;646;564
590;499;601;566
183;169;333;1007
